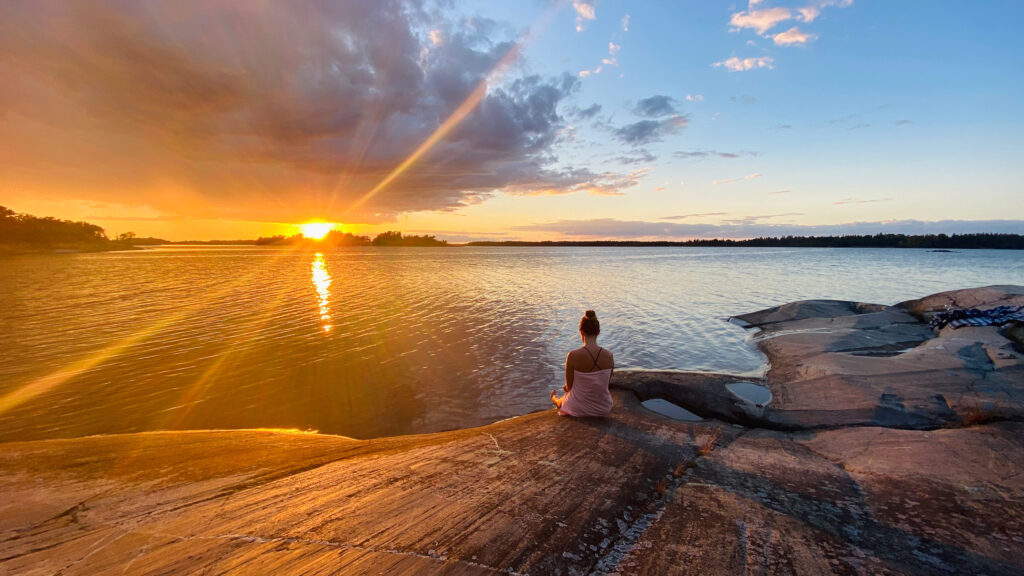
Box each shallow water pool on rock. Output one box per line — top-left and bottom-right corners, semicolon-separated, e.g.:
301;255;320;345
641;398;703;421
726;382;773;405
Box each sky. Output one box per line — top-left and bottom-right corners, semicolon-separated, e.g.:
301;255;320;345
1;0;1022;241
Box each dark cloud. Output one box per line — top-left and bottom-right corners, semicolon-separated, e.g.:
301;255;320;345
614;116;688;145
633;95;679;117
512;219;1024;240
0;1;627;224
574;104;603;120
674;150;758;160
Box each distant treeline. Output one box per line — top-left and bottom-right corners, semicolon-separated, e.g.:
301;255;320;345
467;233;1024;249
0;205;129;253
255;230;448;247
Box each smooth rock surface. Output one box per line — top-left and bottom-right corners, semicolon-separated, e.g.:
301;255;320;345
2;285;1023;575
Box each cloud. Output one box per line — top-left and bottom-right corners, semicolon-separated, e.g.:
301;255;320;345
511;218;1024;240
579;41;620;77
621;14;631;32
797;7;821;22
833;197;892;205
0;2;639;224
721;212;804;225
614;150;657;165
713;173;762;185
729;7;792;34
685;94;704;102
731;94;758;104
602;42;621;67
798;0;854;23
659;212;728;220
614;116;688;145
573;1;596;33
768;189;793;195
773;27;816;45
713;56;775;72
573;104;603;120
633;95;679;117
674;150;758;160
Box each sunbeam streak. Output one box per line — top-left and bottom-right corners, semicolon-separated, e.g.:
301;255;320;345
342;4;558;216
0;247;301;419
341;43;522;216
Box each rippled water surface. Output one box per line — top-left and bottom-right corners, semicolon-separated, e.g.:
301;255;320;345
1;246;1021;441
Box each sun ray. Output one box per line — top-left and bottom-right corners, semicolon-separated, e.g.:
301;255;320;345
341;5;559;217
0;247;300;419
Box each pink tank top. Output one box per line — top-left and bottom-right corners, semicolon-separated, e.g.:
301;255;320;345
559;368;613;416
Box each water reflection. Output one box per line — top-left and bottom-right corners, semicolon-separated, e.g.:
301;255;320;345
311;252;332;333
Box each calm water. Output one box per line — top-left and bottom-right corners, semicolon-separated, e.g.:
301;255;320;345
1;246;1021;441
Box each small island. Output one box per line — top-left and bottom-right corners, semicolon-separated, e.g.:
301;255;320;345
0;206;137;255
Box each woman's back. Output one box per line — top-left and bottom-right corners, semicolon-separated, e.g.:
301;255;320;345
567;345;614;374
559;345;614;417
551;309;614;417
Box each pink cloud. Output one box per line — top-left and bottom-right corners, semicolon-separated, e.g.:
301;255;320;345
773;27;816;45
712;56;775;72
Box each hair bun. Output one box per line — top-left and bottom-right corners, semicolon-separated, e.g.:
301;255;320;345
584;310;597;319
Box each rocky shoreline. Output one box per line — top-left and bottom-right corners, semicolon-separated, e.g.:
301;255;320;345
2;286;1023;574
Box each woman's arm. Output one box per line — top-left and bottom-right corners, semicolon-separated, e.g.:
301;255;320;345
564;351;575;391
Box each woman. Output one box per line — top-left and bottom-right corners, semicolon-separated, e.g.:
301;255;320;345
550;310;614;416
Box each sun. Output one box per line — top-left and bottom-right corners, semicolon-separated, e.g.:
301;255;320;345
300;222;335;240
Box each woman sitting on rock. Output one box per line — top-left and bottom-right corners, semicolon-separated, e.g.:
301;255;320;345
551;310;614;416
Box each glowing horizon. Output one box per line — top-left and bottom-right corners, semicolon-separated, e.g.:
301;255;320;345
1;2;1021;241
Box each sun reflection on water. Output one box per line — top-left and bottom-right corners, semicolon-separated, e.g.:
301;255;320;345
311;252;332;333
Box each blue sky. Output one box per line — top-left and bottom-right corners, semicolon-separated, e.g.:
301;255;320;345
2;0;1022;240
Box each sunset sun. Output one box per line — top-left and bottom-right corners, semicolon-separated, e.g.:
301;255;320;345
300;222;335;240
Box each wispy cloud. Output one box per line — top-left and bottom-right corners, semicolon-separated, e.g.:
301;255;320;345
729;6;792;34
614;116;688;145
713;173;762;185
512;218;1024;240
833;197;892;205
634;95;679;117
713;56;774;72
773;27;816;45
573;1;596;33
768;189;793;195
659;212;728;220
579;41;621;77
722;212;804;225
798;0;854;23
602;42;621;67
621;14;631;32
614;150;657;165
686;94;704;102
674;150;758;160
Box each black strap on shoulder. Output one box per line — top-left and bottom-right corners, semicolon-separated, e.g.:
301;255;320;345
584;347;602;370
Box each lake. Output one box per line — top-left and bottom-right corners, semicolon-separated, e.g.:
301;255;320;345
1;246;1021;441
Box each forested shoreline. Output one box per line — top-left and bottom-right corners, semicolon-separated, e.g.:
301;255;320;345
467;233;1024;249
